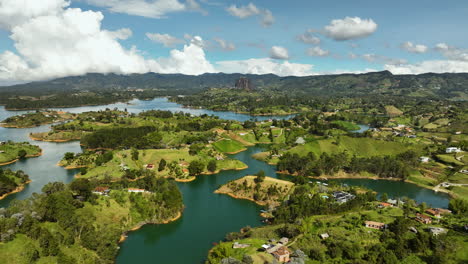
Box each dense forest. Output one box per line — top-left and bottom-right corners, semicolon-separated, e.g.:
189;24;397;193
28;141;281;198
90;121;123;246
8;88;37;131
1;71;467;109
0;175;183;263
0;169;30;198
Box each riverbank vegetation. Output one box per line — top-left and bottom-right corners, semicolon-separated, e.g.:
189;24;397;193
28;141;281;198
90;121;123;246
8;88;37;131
0;141;42;166
0;176;183;263
0;169;30;199
0;111;75;128
207;181;468;264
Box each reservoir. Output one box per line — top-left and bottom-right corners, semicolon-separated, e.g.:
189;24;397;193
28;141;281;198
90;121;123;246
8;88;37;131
0;98;451;264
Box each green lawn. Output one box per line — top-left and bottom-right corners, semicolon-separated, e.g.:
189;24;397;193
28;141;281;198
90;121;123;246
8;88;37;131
0;142;41;164
213;139;246;153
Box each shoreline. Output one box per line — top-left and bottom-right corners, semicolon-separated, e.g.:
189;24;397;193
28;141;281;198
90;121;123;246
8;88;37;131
277;170;455;198
29;134;79;142
214;189;267;206
0;151;43;167
0;180;32;200
118;211;182;243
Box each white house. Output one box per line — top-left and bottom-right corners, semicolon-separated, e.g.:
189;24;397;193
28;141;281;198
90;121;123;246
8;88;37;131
419;157;430;163
446;147;462;153
128;188;145;193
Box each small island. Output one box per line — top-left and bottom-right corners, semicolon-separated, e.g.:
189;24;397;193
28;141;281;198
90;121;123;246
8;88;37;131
0;169;31;200
215;173;294;207
0;141;42;166
0;111;74;128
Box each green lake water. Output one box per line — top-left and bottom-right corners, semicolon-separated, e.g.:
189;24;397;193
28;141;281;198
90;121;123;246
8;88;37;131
0;98;450;264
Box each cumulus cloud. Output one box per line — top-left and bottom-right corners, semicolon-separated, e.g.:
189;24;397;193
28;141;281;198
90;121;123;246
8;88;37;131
306;47;329;57
213;38;236;51
0;0;219;83
85;0;205;18
385;60;468;74
146;33;184;47
400;42;428;54
296;30;321;45
269;46;289;60
226;3;274;27
216;58;313;76
323;17;377;41
435;43;468;61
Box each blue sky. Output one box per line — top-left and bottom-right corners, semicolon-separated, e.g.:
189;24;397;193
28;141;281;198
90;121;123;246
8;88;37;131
0;0;467;84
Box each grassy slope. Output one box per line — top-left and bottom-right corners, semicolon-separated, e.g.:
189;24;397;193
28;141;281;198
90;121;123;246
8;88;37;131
213;139;246;154
0;142;41;164
288;136;419;158
79;148;247;180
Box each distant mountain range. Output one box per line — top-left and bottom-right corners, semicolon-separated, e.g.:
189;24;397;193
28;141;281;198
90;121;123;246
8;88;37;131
1;71;467;100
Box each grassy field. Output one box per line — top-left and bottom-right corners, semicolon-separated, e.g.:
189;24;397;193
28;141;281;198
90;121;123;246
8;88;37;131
288;136;420;158
330;120;360;131
436;154;465;166
385;105;403;116
78;148;247;180
213;139;246;154
0;142;41;165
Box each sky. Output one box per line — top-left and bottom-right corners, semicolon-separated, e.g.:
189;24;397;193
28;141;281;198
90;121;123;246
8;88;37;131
0;0;468;85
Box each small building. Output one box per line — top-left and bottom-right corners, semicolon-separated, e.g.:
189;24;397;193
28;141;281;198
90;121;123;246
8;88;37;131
92;187;110;195
425;209;441;218
128;188;145;193
446;147;462;153
419;157;430;163
332;191;355;203
0;141;6;145
409;227;418;234
295;137;306;145
319;233;329;240
428;227;447;236
271;246;291;263
145;164;155;169
365;221;387;230
460;169;468;174
455;131;462;135
278;237;289;245
232;242;250;249
378;202;393;208
415;213;432;224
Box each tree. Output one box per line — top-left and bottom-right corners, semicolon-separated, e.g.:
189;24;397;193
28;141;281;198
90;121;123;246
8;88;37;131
449;198;468;215
64;152;75;161
188;160;205;176
254;170;265;183
131;148;139;161
18;149;27;158
158;159;167;171
419;202;427;213
207;160;217;172
381;193;389;202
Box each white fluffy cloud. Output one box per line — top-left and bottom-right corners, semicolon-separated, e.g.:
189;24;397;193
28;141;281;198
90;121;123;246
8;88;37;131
324;17;377;41
269;46;289;60
400;42;428;54
146;33;184;47
216;58;313;76
385;60;468;74
0;0;218;83
296;31;321;45
226;3;274;27
85;0;204;18
435;43;468;61
307;47;329;57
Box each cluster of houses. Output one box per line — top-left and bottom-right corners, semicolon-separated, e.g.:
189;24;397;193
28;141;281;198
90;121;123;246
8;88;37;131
232;237;291;263
415;208;452;225
262;237;291;263
332;191;355;203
